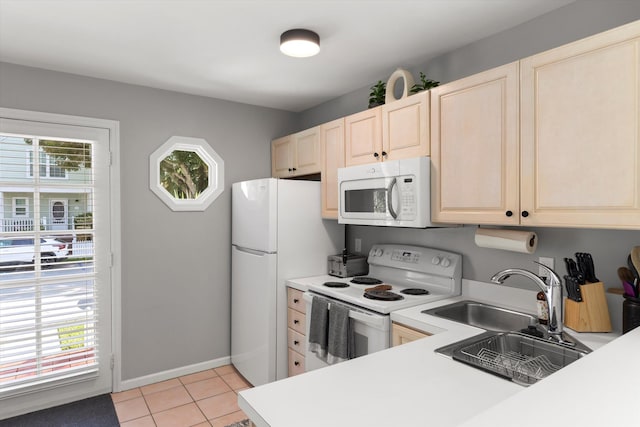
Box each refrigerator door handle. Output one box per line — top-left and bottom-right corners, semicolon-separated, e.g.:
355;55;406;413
233;245;272;256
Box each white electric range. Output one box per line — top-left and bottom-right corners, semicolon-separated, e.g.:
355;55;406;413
301;244;462;372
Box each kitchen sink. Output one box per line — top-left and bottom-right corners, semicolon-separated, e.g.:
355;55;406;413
444;331;589;386
422;300;537;332
427;300;592;385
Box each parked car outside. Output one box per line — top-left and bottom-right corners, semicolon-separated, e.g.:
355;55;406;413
0;237;69;268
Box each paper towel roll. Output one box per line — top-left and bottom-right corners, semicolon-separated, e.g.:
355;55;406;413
474;228;538;254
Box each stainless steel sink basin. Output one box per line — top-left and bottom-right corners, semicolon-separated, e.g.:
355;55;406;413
446;331;589;386
422;300;537;332
428;300;592;385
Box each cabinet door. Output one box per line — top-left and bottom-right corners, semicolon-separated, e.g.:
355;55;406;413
345;107;382;166
520;21;640;229
392;323;430;346
294;126;321;176
271;135;294;178
320;118;345;218
431;62;520;224
382;91;430;160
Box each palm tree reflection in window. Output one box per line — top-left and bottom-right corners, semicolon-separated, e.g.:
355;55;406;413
159;150;209;199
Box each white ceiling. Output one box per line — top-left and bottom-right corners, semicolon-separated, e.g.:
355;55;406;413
0;0;575;112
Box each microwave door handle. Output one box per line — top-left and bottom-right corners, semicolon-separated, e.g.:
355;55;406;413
387;177;398;219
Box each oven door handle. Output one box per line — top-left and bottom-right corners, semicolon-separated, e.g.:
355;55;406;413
303;293;387;328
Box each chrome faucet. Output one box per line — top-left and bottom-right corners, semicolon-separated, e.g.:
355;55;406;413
491;263;565;339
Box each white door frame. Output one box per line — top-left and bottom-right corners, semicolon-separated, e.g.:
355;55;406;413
0;107;122;413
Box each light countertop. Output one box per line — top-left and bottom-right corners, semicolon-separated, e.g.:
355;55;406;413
239;279;628;426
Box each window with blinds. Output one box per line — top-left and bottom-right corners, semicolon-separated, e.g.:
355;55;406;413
0;135;98;396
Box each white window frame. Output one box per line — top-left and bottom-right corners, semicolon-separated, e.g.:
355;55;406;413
149;136;224;211
12;197;29;217
26;150;69;179
0;107;121;417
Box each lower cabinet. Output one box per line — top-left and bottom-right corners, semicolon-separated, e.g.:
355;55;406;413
288;348;306;377
287;288;307;377
392;322;431;346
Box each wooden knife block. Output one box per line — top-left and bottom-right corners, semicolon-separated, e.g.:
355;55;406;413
564;282;612;332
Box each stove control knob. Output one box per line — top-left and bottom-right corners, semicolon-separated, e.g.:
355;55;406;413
440;258;452;268
374;248;383;257
431;256;441;265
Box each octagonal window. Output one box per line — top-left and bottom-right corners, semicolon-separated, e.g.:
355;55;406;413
150;136;224;211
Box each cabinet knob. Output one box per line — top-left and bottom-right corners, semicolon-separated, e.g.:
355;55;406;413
292;167;297;172
522;211;529;218
294;340;299;345
294;320;299;324
293;298;299;303
373;152;379;158
381;151;387;157
294;361;300;366
505;210;513;217
288;168;292;172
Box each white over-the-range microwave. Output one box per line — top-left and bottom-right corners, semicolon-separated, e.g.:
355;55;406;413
337;156;433;228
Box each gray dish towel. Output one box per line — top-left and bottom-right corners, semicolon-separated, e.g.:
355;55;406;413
327;302;354;365
307;295;329;360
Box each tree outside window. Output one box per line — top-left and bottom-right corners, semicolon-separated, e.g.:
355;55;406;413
159;150;209;199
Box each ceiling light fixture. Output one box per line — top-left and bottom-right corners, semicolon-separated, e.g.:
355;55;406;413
280;29;320;58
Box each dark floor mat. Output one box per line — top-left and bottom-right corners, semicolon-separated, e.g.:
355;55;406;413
0;394;118;427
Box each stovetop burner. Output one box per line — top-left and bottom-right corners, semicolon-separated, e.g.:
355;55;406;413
400;288;430;296
323;281;350;288
351;277;383;285
363;290;404;301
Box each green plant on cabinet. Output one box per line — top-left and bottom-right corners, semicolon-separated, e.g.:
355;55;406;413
411;72;440;93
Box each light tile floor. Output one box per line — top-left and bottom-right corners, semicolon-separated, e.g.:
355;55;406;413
111;364;252;427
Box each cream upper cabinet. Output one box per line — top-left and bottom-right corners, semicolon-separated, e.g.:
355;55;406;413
431;62;520;225
345;93;429;166
345;107;382;166
294;126;321;176
520;21;640;229
382;90;430;161
271;127;321;178
320;118;345;219
271;135;294;178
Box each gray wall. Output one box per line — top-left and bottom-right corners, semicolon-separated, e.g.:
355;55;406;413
0;62;298;381
298;1;640;327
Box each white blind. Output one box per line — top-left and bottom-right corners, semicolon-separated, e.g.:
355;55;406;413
0;135;98;396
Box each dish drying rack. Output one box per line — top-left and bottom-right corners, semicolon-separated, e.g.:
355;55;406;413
452;333;581;386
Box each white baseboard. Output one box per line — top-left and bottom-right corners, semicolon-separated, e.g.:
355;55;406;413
117;356;232;392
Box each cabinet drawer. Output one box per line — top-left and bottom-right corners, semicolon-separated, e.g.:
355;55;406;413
287;308;306;334
287;328;306;354
288;348;305;377
287;288;306;314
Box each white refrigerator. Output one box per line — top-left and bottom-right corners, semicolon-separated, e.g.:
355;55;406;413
231;178;344;386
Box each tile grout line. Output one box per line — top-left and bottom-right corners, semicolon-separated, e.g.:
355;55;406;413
112;366;250;426
181;379;211;424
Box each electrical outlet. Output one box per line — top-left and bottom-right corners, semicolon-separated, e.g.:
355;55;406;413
538;257;554;277
354;238;362;253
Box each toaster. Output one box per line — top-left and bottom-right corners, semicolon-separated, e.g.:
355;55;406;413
327;253;368;278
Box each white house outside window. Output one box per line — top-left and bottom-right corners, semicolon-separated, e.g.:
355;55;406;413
28;150;67;179
12;197;28;217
